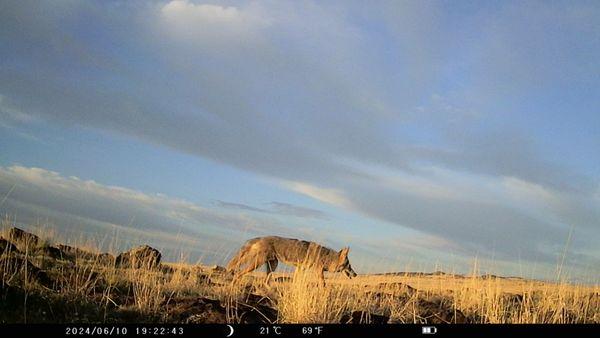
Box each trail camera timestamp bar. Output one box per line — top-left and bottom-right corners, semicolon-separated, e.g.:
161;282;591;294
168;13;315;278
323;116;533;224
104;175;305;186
0;324;598;338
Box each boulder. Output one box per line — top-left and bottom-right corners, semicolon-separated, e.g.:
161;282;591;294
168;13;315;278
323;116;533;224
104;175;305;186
115;245;161;269
56;244;97;260
364;290;411;306
236;294;278;324
53;244;114;264
7;227;41;249
166;293;278;324
165;297;228;323
0;237;19;253
97;252;116;265
414;297;468;324
34;245;67;260
161;265;176;274
0;253;53;288
209;265;226;273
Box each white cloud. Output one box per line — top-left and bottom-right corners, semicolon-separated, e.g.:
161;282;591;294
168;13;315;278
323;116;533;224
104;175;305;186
375;169;461;201
283;180;352;209
162;1;242;23
501;176;563;209
159;0;269;45
215;200;326;219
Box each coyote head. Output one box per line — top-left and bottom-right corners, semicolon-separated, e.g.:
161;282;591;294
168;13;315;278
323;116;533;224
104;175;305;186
335;247;357;278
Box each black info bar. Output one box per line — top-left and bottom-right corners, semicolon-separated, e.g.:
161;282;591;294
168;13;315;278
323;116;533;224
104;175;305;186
1;324;598;338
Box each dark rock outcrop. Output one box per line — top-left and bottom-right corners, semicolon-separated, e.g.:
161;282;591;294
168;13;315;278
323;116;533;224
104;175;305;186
165;294;278;324
413;297;468;324
56;244;95;260
34;245;68;260
165;297;228;323
236;293;278;324
7;227;41;249
97;252;115;265
207;265;226;273
0;237;19;253
0;253;54;288
56;244;114;264
115;245;161;269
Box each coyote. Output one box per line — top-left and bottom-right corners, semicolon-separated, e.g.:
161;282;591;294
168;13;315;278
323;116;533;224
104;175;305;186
227;236;357;286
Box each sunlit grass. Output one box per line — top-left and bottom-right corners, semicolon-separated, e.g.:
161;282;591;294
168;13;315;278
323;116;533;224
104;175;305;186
1;223;598;323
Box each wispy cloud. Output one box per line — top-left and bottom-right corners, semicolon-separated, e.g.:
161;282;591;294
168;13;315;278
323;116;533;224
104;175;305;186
159;0;270;46
214;200;268;213
268;201;327;219
283;181;352;209
215;199;326;219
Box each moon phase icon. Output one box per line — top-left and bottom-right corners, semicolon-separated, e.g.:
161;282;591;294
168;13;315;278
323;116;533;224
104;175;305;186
226;325;234;337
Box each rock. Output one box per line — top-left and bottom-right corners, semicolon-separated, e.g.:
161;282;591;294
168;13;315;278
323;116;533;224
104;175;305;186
243;293;275;307
168;293;278;324
108;282;136;306
209;265;226;273
0;253;54;288
193;264;228;277
414;297;468;324
365;290;412;306
56;244;95;260
0;237;19;253
190;266;212;283
340;311;390;324
7;227;41;249
98;252;115;265
115;245;161;269
481;274;500;279
34;245;68;260
161;265;176;274
55;244;114;264
165;297;228;324
364;282;416;307
236;294;278;324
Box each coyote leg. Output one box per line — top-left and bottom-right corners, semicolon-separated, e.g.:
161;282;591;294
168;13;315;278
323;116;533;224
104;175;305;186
318;268;326;287
264;259;278;286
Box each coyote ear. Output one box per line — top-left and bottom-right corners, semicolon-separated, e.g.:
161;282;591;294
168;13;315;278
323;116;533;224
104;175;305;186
339;247;350;262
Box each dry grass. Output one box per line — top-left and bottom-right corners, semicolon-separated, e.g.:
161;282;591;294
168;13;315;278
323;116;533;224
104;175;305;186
245;272;598;323
0;224;598;324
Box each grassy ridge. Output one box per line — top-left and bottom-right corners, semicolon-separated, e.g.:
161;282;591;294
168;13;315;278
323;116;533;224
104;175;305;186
0;225;598;324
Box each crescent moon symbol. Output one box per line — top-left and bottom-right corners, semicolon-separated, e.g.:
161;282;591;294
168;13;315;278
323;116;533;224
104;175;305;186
226;325;234;337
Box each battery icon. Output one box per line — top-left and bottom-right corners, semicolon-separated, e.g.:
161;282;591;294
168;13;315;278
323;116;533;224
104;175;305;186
422;326;437;335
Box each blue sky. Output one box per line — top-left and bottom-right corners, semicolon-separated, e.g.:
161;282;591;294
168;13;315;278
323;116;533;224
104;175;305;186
0;0;599;281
